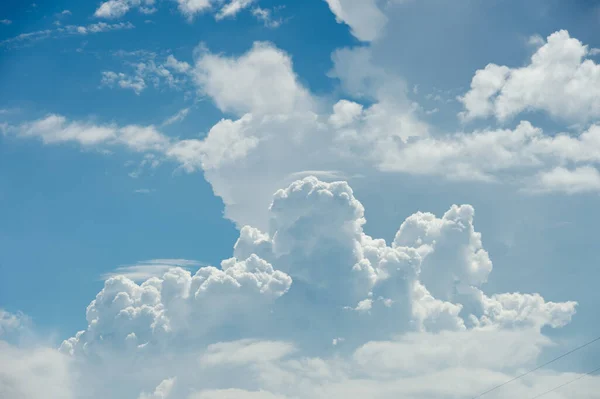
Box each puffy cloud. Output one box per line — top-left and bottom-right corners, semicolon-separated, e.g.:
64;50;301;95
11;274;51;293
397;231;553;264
2;177;583;399
138;377;176;399
0;342;73;399
192;42;313;116
176;0;212;20
61;178;575;358
60;253;291;356
9;37;600;230
324;0;387;42
529;166;600;195
459;30;600;123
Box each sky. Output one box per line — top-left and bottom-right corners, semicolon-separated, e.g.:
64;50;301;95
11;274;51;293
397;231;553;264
1;0;600;398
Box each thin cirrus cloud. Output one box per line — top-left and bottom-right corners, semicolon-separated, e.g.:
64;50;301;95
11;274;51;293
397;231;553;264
0;21;134;48
101;258;205;281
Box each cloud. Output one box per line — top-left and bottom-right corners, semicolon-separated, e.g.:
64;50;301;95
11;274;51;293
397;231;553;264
528;166;600;195
0;342;73;399
95;0;156;18
8;35;600;232
192;42;313;116
251;7;283;29
459;30;600;123
101;71;147;94
0;309;29;337
323;0;387;42
176;0;212;20
0;19;11;25
162;108;190;126
215;0;255;20
102;259;204;281
138;377;176;399
0;22;134;48
8;114;169;152
7;176;577;398
101;54;191;95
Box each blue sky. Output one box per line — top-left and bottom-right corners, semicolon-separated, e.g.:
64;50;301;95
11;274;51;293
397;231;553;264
1;0;600;398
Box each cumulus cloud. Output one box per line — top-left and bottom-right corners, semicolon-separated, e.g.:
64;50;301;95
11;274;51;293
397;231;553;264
323;0;387;42
2;176;572;399
192;42;313;115
7;37;600;230
459;30;600;123
528;166;600;195
0;342;73;399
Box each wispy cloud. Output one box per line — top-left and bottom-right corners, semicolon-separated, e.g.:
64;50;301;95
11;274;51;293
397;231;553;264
100;54;191;94
134;188;154;194
0;19;12;25
162;107;190;126
251;6;284;28
101;259;206;281
0;21;134;48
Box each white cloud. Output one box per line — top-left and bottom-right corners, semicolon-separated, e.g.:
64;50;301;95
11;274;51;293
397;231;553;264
192;42;313;116
24;176;581;399
10;38;600;231
0;19;12;25
323;0;387;42
102;70;147;94
165;55;191;74
460;30;600;123
9;114;170;152
529;166;600;194
162;107;190;126
102;259;204;281
0;21;134;47
0;342;73;399
216;0;255;20
101;54;191;95
251;7;283;29
200;340;296;367
138;377;176;399
0;309;28;337
176;0;212;20
94;0;258;21
95;0;156;19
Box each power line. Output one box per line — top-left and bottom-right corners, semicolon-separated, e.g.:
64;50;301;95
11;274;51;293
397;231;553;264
470;334;600;399
528;365;600;399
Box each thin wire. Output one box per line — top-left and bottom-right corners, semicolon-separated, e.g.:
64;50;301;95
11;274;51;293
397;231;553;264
528;365;600;399
470;334;600;399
